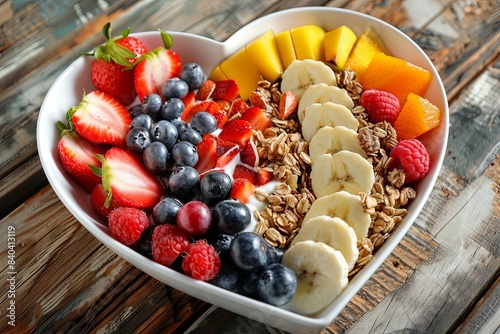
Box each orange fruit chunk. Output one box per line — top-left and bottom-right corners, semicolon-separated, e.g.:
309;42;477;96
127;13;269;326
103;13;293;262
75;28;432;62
360;53;432;106
394;92;442;140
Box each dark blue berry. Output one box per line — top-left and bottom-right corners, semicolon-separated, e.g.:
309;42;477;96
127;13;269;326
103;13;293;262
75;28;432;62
142;93;163;115
214;199;251;235
171;141;198;167
150;120;178;149
168;166;200;198
162;78;189;99
130;113;153;130
143;141;169;175
190;111;217;135
136;226;155;258
212;264;240;292
267;246;285;264
178;127;202;145
171;119;189;133
129;104;144;118
213;233;234;254
239;270;261;298
229;232;268;272
160;98;185;121
152;196;183;225
257;263;297;306
179;62;206;90
200;171;232;202
126;127;151;153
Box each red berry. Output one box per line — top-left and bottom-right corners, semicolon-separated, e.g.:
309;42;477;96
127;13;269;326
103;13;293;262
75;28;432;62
359;89;400;125
108;207;149;245
151;224;190;266
176;201;212;236
389;139;430;183
182;240;221;281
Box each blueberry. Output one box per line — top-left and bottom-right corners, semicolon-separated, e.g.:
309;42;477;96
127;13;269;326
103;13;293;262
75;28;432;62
171;141;198;167
143;141;169;175
178;127;202;145
150;120;178;149
168;166;200;198
142;93;163;115
160;98;185;121
179;62;206;90
213;233;234;254
200;171;232;202
212;264;240;292
214;199;251;235
230;232;268;272
136;226;155;258
162;78;189;99
257;263;297;306
190;111;217;135
130;113;153;130
239;270;261;298
152;196;183;225
171;119;189;133
126;127;151;153
129;104;144;118
267;246;285;264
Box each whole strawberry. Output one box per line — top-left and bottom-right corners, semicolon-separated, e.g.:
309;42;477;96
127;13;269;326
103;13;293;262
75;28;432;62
86;22;148;106
359;89;400;125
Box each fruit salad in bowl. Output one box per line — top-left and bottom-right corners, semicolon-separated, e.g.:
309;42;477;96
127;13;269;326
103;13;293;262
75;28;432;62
37;7;448;333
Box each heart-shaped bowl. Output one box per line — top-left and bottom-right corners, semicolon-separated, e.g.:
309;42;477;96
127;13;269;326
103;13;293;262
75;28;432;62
37;6;448;333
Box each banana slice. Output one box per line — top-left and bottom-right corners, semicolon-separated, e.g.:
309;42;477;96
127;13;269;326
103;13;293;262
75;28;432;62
282;240;349;315
291;215;359;271
303;191;371;240
298;83;354;124
309;126;368;164
280;59;336;102
311;151;374;198
301;102;358;142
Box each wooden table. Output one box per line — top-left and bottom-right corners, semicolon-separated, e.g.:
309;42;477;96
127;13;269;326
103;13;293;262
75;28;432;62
1;0;499;333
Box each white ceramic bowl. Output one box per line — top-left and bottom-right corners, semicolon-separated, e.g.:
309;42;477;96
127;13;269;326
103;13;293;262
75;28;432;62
37;7;448;333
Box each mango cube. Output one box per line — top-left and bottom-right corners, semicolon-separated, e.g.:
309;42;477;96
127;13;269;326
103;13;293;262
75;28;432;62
219;48;261;101
290;25;325;61
324;25;357;69
209;65;228;82
275;30;297;69
246;30;284;83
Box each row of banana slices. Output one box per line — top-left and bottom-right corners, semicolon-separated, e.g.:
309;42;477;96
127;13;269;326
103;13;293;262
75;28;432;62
279;59;375;315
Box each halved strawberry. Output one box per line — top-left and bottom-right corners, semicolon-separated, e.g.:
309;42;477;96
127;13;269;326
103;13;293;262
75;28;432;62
233;164;258;185
199;167;225;180
57;129;108;192
90;183;120;217
278;90;297;120
230;98;249;117
181;100;219;123
216;145;239;168
195;80;216;100
212;79;239;102
215;137;239;157
239;138;259;168
230;178;255;204
134;47;181;102
181;90;196;116
240;106;273;131
70;91;132;148
93;147;165;211
194;136;217;173
218;119;253;147
248;91;268;109
257;167;274;186
208;106;230;129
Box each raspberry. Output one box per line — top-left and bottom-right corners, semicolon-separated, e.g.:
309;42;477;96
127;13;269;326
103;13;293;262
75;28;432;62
151;224;190;266
389;139;430;183
360;89;400;125
182;240;221;281
108;207;149;245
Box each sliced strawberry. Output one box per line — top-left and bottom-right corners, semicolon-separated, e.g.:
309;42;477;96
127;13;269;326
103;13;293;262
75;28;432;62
240;106;272;132
134;47;181;102
90;183;120;217
195;80;216;100
230;98;249;117
248;91;268;109
230;178;255;204
212;79;239;102
57;129;108;192
199;167;225;180
215;137;239;157
194;136;217;173
257;168;274;186
70;91;132;148
279;90;298;120
216;145;239;168
209;106;230;129
218;119;253;147
181;100;219;123
239;138;259;168
233;164;258;185
94;147;165;211
181;90;196;116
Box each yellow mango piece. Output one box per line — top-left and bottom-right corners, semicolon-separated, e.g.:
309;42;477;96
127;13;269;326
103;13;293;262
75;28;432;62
219;48;261;101
246;30;284;83
290;25;325;61
344;27;390;78
275;30;297;69
209;65;228;82
324;25;357;69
